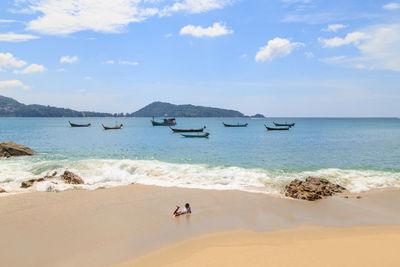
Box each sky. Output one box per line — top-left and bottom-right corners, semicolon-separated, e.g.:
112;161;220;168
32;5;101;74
0;0;400;117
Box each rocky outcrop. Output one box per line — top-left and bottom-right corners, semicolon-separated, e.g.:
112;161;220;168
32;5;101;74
20;171;58;188
20;170;84;189
21;179;38;188
61;171;83;184
284;177;346;201
0;142;35;158
0;188;6;193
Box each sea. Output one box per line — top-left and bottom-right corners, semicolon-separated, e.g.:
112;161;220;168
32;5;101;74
1;117;400;196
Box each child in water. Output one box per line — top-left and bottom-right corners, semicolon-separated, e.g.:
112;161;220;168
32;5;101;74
173;203;191;217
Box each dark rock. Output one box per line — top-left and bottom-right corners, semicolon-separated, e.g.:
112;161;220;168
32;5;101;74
20;171;58;188
61;171;83;184
0;141;36;158
284;177;347;201
356;196;362;199
21;179;37;188
0;188;6;193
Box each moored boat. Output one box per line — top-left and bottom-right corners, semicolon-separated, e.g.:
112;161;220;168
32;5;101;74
102;124;123;130
264;125;289;131
181;132;210;138
223;122;248;127
69;121;91;127
170;126;205;133
151;117;176;126
273;122;295;127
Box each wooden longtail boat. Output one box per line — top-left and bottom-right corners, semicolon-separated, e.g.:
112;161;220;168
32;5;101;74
181;132;210;138
151;117;176;126
69;121;91;127
102;124;123;130
170;126;205;133
223;123;248;127
273;122;295;127
151;120;177;126
264;125;289;131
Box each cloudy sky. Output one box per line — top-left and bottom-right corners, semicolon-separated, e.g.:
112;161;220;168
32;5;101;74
0;0;400;116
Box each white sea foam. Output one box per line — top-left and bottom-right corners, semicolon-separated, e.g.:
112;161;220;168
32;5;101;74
1;158;400;196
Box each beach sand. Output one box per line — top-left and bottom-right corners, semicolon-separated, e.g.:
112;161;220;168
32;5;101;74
120;226;400;267
1;185;400;266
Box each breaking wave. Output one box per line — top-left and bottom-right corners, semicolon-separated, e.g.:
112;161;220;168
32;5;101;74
1;158;400;196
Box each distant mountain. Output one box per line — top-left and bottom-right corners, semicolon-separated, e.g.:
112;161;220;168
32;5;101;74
0;96;255;118
0;95;114;117
129;102;245;117
249;113;265;118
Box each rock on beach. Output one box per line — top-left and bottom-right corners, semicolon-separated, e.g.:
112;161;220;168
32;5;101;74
0;141;35;158
284;177;347;201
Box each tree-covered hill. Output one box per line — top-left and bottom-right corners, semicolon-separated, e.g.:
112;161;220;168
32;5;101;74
0;95;113;117
129;102;245;117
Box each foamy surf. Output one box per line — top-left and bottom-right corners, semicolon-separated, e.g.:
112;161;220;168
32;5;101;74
1;158;400;196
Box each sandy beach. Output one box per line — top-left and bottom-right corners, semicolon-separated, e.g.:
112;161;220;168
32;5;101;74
121;226;400;267
1;185;400;266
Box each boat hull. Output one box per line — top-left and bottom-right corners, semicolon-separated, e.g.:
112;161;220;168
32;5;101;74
265;125;289;131
152;120;176;126
273;122;295;127
223;123;248;127
102;124;123;130
170;127;204;133
69;121;91;127
181;133;210;138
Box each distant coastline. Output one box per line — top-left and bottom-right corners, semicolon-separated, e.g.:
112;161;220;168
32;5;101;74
0;95;264;118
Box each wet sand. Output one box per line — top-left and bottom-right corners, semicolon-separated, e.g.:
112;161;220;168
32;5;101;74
1;185;400;266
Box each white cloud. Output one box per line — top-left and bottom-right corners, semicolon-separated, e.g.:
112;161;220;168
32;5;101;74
318;32;368;47
0;80;30;90
84;76;92;80
305;51;314;58
255;37;304;62
319;55;347;64
0;19;18;23
319;24;400;72
321;24;347;32
162;0;233;15
0;53;27;70
0;32;39;42
24;0;148;35
180;22;233;38
383;2;400;10
18;0;234;35
103;60;115;64
13;64;46;74
119;60;139;66
281;0;311;4
60;55;78;64
56;68;66;72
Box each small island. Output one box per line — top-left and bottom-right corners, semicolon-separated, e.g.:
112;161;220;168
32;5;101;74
128;101;245;117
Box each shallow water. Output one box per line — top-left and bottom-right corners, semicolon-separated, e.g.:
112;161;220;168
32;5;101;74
1;117;400;195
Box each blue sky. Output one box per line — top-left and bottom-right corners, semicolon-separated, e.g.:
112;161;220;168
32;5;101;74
0;0;399;116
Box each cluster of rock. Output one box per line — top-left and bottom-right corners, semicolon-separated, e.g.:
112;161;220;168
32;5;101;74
61;171;84;184
284;177;347;201
0;141;35;158
0;142;84;191
20;171;84;188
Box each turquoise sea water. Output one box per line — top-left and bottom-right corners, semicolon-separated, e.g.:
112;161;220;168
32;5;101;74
1;117;400;195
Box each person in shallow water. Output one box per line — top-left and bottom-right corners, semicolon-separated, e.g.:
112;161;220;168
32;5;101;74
173;203;191;217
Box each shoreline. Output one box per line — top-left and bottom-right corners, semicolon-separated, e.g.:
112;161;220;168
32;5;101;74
1;184;400;266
